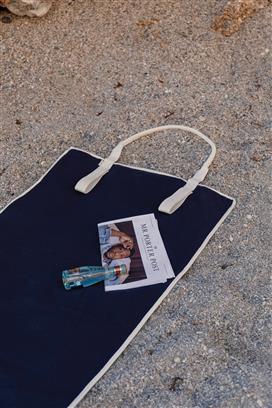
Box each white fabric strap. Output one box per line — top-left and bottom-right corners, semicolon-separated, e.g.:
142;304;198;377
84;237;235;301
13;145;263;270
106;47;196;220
74;125;216;214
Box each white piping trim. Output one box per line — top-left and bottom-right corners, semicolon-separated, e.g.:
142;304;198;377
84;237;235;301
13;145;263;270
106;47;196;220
0;148;236;408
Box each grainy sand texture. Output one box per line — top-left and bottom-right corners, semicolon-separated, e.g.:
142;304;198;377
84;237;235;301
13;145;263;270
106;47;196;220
0;1;271;407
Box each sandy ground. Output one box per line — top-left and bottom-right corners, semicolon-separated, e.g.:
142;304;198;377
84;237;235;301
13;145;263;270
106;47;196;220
0;1;271;407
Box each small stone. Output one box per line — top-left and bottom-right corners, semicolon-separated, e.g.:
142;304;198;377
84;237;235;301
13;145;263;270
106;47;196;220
260;48;270;56
113;81;123;89
229;235;233;242
174;357;180;363
1;15;12;23
169;376;184;391
246;214;253;220
221;263;233;270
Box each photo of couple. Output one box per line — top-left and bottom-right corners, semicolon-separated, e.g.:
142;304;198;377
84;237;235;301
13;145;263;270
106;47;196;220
98;221;147;288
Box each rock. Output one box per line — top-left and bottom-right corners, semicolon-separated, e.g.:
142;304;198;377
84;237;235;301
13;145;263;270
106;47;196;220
0;0;52;17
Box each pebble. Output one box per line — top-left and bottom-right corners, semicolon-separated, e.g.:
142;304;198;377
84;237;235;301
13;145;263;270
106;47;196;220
174;357;181;364
1;15;12;23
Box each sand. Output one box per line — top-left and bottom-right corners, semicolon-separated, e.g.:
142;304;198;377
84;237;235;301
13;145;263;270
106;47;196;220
0;1;271;407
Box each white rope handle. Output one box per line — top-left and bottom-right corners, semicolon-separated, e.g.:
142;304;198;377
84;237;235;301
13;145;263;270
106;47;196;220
75;125;216;214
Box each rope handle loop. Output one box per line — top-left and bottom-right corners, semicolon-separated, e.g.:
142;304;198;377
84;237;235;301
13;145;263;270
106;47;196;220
74;125;216;214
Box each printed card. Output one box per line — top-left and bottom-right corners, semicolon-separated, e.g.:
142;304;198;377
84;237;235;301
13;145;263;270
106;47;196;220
98;214;174;291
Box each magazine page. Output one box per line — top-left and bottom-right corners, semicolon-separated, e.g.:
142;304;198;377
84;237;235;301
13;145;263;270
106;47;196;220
98;214;174;291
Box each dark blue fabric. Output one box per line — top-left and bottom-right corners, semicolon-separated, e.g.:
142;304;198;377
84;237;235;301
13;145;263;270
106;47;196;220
0;149;234;407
